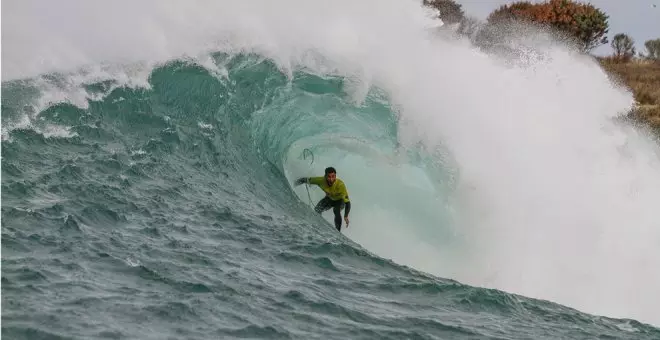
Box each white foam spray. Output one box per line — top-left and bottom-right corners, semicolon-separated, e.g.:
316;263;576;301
4;0;660;326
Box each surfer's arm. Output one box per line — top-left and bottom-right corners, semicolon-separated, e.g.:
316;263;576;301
340;183;351;216
295;176;324;186
307;177;325;186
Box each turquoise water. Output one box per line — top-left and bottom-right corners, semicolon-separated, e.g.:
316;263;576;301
2;53;659;339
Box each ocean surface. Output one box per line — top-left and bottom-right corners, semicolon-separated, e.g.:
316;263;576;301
3;1;660;339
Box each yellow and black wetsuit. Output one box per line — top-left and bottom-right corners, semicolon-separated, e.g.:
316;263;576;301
295;176;351;231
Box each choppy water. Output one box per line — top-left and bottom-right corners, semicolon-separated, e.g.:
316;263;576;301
3;1;660;339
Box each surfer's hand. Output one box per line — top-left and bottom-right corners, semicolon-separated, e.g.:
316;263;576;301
344;216;349;227
294;177;307;186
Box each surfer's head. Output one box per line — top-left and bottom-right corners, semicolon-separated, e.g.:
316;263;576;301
324;167;337;185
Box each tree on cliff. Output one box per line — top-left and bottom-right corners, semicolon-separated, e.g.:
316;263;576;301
611;33;635;61
644;39;660;60
486;1;536;24
485;0;609;52
423;0;464;25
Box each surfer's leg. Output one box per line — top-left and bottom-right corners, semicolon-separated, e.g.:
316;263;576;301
314;197;333;214
332;200;344;232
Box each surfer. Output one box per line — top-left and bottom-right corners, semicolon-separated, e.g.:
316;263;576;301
294;167;351;232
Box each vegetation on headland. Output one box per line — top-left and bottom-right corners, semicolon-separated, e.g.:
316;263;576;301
424;0;660;131
600;59;660;129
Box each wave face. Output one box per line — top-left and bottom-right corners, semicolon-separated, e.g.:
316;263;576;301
3;0;660;338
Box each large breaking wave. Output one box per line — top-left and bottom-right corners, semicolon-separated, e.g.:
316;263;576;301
3;0;660;327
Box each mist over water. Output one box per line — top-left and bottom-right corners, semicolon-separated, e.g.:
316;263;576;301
4;0;660;327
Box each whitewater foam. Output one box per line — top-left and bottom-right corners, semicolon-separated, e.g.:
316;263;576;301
4;0;660;326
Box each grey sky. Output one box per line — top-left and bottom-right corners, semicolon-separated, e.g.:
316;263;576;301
457;0;660;55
